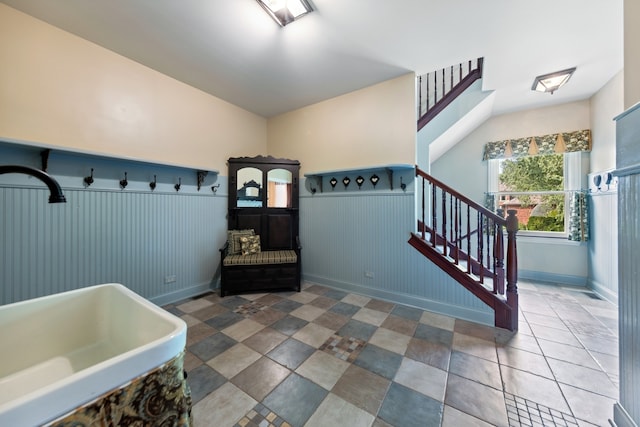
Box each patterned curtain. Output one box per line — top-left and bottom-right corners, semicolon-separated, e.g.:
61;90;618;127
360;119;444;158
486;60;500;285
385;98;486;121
483;129;591;160
568;192;589;242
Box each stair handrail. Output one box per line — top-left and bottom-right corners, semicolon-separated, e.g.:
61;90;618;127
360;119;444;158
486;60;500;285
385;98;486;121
414;167;519;331
417;57;484;131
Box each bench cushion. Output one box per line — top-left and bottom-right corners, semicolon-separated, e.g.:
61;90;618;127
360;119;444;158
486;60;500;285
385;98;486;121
223;250;297;266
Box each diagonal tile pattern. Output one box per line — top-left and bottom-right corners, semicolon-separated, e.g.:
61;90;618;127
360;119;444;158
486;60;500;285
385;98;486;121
163;280;619;426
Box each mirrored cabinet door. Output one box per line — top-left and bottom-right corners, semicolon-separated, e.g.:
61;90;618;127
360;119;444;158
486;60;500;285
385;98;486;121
267;168;293;208
236;167;263;207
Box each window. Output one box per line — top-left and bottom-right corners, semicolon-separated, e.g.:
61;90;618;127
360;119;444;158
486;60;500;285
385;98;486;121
489;152;586;237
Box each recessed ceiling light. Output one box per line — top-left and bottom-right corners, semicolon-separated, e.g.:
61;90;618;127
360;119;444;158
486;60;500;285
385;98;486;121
256;0;313;27
531;67;576;94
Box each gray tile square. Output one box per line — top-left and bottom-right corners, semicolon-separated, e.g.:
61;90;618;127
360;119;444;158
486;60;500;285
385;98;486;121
338;319;378;341
271;315;309;335
267;338;316;369
272;299;304;313
189;332;238;361
323;289;349;300
391;305;424;321
263;373;328;426
205;311;245;330
414;323;454;346
188;364;227;404
379;382;443;427
354;344;403;380
330;301;361;317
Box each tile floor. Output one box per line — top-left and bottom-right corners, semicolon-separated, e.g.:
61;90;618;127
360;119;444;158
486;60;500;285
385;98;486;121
163;280;619;427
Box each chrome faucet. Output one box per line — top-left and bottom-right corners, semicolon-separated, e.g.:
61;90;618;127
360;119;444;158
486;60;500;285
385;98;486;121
0;165;67;203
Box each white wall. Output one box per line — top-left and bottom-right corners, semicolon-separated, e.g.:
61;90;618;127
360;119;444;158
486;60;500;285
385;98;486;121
588;71;622;302
0;4;266;172
431;101;591;285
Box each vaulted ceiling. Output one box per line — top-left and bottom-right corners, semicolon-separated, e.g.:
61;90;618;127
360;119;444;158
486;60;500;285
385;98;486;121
1;0;624;118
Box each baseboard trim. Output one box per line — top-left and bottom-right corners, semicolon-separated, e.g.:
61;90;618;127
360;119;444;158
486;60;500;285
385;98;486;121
613;403;638;427
589;279;618;305
150;281;215;306
303;274;493;326
519;270;587;287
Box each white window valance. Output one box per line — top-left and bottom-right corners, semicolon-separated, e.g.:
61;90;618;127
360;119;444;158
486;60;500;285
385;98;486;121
483;129;591;161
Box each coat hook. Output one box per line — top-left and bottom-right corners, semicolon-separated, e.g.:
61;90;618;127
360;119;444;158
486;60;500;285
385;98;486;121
84;168;94;187
211;183;220;194
120;172;128;189
400;176;406;191
174;177;181;192
150;175;157;191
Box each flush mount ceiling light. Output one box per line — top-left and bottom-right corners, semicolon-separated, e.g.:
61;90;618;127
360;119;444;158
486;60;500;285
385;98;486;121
256;0;313;27
531;67;576;95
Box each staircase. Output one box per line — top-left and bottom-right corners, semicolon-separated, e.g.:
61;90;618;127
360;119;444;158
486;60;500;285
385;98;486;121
409;168;519;331
417;58;484;131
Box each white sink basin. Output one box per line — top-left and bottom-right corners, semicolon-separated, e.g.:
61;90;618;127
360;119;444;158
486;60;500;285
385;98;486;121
0;283;187;426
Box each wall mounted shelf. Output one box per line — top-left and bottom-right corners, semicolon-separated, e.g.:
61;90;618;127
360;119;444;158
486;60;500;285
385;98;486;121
304;164;414;193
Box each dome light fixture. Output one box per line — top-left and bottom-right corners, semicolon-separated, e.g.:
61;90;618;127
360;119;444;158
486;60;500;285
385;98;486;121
531;67;576;95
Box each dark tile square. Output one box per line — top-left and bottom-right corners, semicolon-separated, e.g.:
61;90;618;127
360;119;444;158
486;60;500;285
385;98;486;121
379;382;443;427
187;364;227;404
163;305;184;317
405;337;451;371
263;373;328;426
267;338;316;370
354;344;403;380
305;284;330;295
330;301;361;317
188;332;237;361
271;315;309;336
272;299;303;313
313;311;350;331
323;289;349;300
205;310;244;330
391;305;424;321
338;319;378;341
332;364;390;415
309;296;338;310
218;295;251;309
414;323;454;346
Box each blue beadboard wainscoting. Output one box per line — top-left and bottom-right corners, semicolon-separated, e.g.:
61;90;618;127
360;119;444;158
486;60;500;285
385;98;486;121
0;141;227;306
299;173;494;326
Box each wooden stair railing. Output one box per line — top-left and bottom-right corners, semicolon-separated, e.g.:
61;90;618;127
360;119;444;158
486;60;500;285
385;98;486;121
409;167;519;331
417;57;484;131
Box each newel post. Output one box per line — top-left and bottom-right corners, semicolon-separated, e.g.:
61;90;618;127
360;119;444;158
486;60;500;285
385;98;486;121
506;209;519;331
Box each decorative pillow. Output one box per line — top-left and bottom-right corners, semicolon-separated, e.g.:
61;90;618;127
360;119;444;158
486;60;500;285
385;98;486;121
227;229;254;255
240;235;261;256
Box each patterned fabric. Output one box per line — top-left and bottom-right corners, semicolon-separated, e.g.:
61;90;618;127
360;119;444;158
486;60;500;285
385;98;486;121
482;140;508;160
223;250;297;266
563;130;591;152
483;129;591;160
227;229;255;255
537;134;557;155
568;192;589;242
510;137;531;157
51;352;191;427
240;235;261;255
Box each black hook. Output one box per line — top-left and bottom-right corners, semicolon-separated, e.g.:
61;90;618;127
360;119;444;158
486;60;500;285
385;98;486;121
150;175;157;191
400;176;406;191
174;177;181;192
120;172;128;189
211;183;220;194
84;168;94;187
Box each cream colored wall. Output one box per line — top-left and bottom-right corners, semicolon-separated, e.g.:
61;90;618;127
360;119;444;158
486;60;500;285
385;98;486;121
624;0;640;108
590;71;623;172
0;4;266;172
267;73;416;175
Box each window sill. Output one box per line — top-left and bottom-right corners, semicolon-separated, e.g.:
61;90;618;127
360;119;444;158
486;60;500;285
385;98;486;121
514;234;586;246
